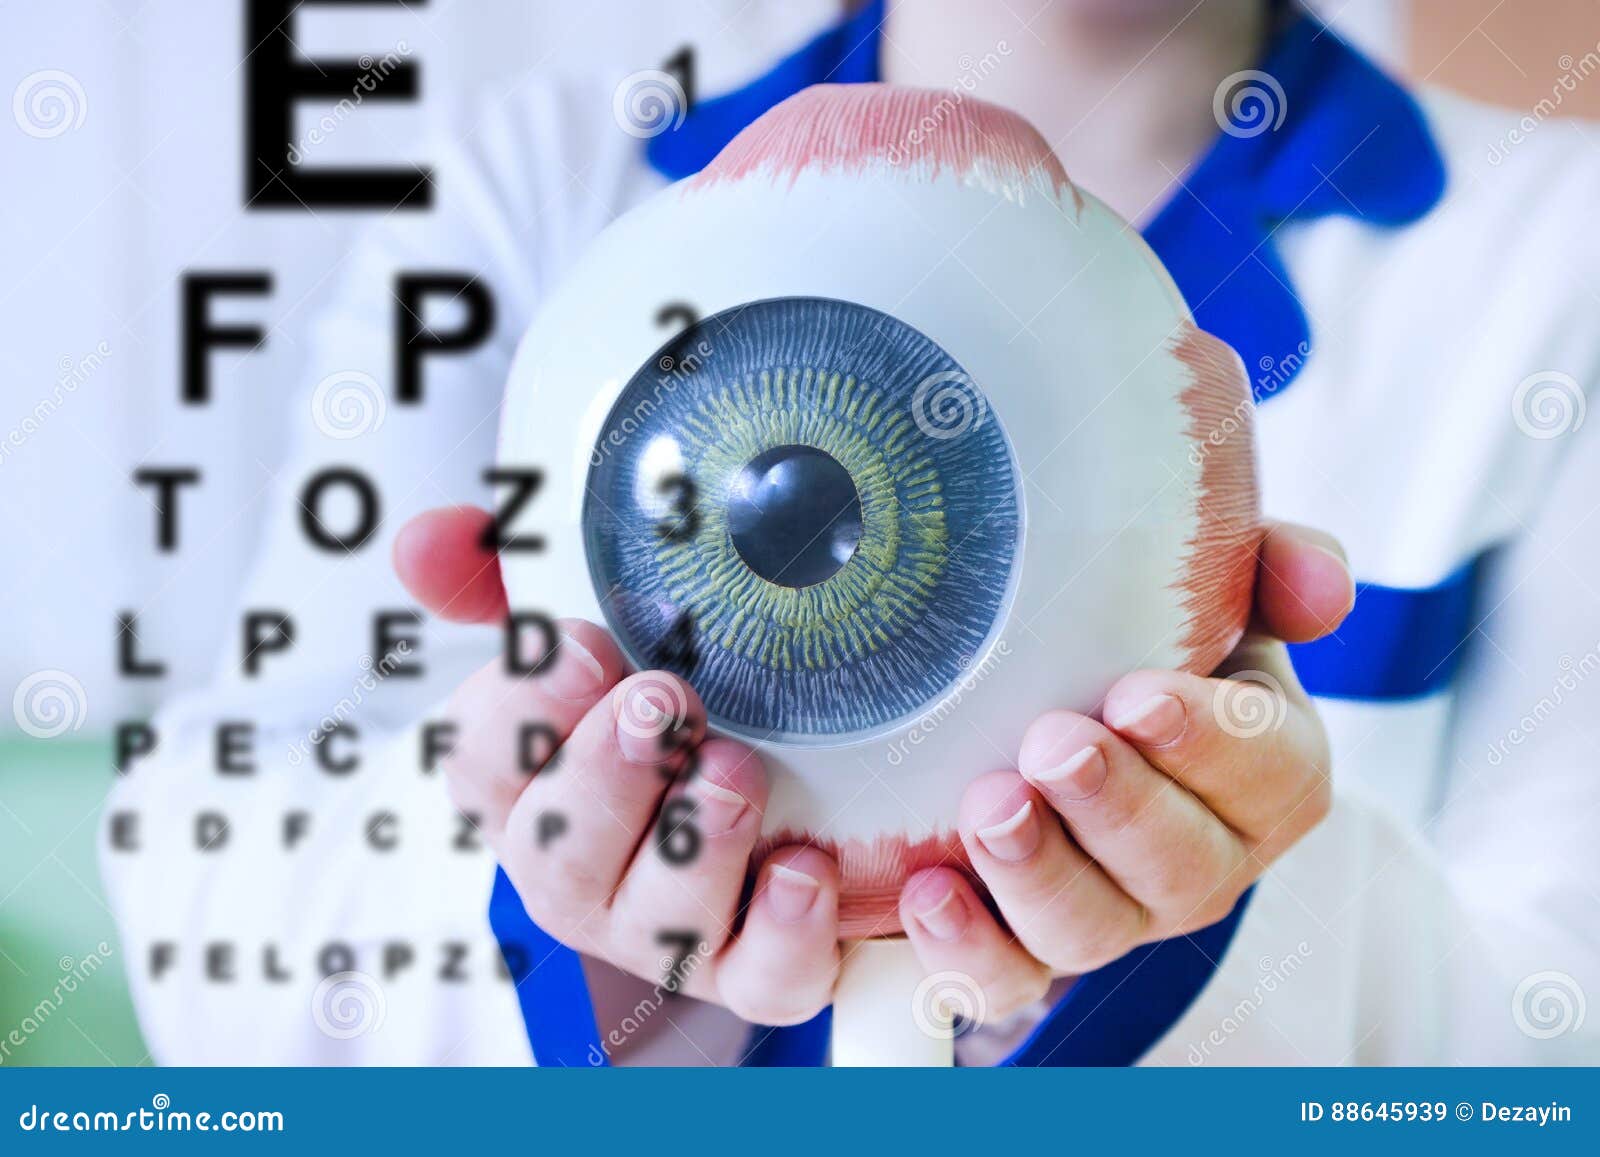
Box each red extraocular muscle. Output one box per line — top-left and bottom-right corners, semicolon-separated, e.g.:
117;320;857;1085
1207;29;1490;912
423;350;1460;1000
692;83;1086;213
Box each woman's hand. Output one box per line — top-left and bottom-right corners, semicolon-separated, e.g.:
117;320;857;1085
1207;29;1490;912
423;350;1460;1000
393;507;843;1027
396;507;1350;1030
895;521;1354;1018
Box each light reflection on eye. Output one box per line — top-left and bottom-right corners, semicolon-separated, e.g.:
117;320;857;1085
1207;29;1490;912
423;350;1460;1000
632;434;686;515
583;297;1021;743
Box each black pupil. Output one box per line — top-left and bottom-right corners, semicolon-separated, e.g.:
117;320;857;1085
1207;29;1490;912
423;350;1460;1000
727;444;863;588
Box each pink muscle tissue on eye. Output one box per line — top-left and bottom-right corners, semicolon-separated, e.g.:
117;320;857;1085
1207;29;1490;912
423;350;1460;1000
497;84;1261;1061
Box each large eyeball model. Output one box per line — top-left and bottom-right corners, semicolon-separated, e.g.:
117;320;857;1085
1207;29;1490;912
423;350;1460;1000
498;85;1260;939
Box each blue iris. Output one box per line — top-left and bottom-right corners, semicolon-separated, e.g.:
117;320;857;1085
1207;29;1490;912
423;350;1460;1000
583;297;1021;743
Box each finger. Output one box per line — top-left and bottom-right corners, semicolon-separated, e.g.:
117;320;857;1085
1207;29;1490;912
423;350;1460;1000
1101;657;1331;857
1017;712;1252;934
441;619;625;843
1252;520;1354;643
501;672;706;934
714;847;841;1026
392;506;508;624
957;771;1149;974
608;739;769;987
898;867;1052;1021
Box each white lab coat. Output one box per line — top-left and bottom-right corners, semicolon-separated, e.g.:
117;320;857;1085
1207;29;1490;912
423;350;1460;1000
100;70;1600;1066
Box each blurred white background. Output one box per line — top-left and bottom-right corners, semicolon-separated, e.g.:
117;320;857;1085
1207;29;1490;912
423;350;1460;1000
0;0;1403;729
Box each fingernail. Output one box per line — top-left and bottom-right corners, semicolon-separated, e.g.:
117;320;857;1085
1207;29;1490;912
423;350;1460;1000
1028;744;1107;801
975;799;1039;863
1311;543;1357;610
541;632;605;701
765;864;820;924
691;779;749;836
1309;537;1349;569
1111;694;1185;746
614;683;689;763
913;883;970;942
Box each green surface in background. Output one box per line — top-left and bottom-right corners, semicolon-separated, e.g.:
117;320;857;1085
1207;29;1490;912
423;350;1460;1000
0;737;148;1066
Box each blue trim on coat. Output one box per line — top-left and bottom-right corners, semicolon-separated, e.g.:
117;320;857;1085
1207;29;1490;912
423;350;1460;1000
489;867;605;1067
1292;555;1484;701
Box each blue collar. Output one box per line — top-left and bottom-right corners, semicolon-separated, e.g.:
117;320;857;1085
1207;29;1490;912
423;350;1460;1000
1144;13;1445;393
646;0;1445;400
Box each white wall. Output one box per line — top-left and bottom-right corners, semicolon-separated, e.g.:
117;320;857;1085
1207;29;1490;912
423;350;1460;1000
0;0;1395;731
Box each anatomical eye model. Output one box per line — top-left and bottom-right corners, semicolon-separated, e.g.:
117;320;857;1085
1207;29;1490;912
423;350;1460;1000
499;84;1260;1062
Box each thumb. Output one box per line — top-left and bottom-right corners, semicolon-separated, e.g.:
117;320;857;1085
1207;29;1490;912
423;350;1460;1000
391;506;509;624
1251;520;1356;644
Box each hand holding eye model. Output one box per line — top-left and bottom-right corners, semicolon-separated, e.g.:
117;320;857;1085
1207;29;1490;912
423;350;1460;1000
393;87;1353;1064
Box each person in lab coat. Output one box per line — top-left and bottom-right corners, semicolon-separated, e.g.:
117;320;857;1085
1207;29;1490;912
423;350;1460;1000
103;0;1600;1065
